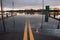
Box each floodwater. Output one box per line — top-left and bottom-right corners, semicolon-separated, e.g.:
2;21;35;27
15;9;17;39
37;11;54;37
0;13;60;37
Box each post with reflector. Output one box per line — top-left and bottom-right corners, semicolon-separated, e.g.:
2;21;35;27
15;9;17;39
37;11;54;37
57;17;60;29
45;5;50;22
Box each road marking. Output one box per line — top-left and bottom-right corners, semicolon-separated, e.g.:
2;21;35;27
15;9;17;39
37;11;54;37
23;21;28;40
28;20;34;40
23;20;34;40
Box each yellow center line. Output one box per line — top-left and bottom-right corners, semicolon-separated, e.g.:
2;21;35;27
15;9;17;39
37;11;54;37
23;21;28;40
23;19;34;40
28;20;34;40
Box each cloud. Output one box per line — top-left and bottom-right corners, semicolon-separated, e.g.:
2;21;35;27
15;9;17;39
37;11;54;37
44;0;60;6
0;0;60;10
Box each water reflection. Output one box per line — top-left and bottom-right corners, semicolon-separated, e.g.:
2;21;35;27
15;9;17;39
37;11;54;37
0;13;60;36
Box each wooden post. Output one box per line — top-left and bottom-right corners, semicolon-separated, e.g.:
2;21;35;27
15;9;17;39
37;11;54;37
1;0;6;32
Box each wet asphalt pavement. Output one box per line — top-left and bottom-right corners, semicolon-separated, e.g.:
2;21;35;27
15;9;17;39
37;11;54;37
0;15;60;40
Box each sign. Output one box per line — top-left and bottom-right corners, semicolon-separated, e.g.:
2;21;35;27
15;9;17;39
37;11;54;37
45;5;50;22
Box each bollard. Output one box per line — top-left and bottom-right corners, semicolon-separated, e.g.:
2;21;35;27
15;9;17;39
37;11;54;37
57;17;60;29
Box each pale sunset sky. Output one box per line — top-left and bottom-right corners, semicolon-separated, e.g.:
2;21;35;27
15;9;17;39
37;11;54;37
0;0;60;10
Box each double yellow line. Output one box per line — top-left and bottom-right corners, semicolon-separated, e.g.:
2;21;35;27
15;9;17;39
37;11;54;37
23;20;34;40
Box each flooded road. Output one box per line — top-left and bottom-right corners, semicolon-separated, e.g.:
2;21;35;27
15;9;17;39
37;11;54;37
0;14;60;37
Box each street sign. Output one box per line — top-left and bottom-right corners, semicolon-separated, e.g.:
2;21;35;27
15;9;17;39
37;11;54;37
45;5;50;14
45;5;50;22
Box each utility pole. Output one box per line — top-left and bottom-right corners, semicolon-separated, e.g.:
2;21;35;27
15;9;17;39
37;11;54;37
1;0;6;32
12;0;14;9
11;0;14;16
36;0;44;33
12;0;16;31
40;0;44;29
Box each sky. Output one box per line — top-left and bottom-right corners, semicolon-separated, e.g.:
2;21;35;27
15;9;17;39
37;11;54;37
0;0;60;10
